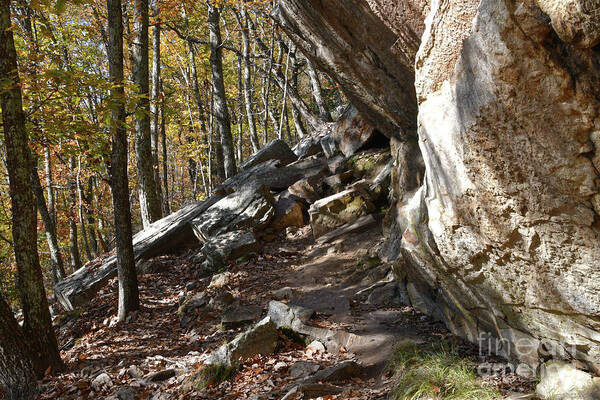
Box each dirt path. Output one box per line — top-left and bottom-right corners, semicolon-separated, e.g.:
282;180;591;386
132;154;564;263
36;223;530;399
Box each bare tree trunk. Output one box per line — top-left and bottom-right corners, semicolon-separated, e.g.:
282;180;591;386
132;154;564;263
68;157;82;271
31;164;65;283
306;58;332;122
0;0;62;374
86;177;98;257
108;0;140;321
236;51;244;162
44;146;56;225
133;0;162;228
77;157;92;262
150;5;163;211
208;1;236;179
160;85;170;214
234;6;259;152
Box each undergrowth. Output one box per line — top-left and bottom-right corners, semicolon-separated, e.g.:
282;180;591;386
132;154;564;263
388;340;500;400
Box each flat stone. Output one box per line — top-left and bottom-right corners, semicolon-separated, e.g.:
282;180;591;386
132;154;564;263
239;139;297;171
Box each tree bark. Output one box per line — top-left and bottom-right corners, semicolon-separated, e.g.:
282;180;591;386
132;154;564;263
150;7;163;212
160;86;170;213
0;296;38;399
306;58;332;122
31;164;65;283
234;5;259;153
289;45;307;138
133;0;162;228
85;177;98;257
68;157;82;270
108;0;140;321
0;0;63;373
208;1;236;179
77;157;92;261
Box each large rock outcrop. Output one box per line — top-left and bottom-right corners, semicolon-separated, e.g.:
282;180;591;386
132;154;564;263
277;0;600;371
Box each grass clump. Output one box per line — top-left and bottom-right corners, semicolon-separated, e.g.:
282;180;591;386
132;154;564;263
194;363;238;390
388;340;500;400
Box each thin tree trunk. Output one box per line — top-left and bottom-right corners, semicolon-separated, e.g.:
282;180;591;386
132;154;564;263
306;58;332;122
77;157;92;262
289;45;307;138
68;157;82;271
133;0;162;228
0;295;38;399
208;77;221;183
0;0;62;374
86;177;98;257
44;146;56;225
236;52;244;162
108;0;140;321
150;7;163;210
278;40;291;139
160;79;170;214
31;164;65;283
234;6;259;152
208;1;236;179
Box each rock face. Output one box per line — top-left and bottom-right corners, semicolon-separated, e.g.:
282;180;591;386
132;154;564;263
277;0;600;371
332;105;379;157
195;230;260;272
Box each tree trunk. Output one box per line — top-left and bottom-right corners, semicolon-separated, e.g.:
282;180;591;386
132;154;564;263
160;87;170;213
77;157;92;262
235;6;259;152
0;296;38;399
86;177;98;257
306;58;332;122
31;164;65;283
289;45;307;138
208;1;236;179
236;51;244;162
107;0;140;321
44;146;56;226
0;0;62;373
68;157;82;270
133;0;162;228
150;8;163;211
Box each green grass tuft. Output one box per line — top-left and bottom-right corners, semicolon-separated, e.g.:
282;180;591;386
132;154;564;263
388;340;500;400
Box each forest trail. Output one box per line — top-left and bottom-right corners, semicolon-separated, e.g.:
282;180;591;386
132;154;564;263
36;223;531;399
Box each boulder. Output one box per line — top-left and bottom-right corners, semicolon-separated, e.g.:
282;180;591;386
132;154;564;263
194;230;260;272
239;139;297;171
54;195;222;311
346;149;392;182
178;292;210;328
216;156;328;194
91;373;113;392
332;105;378;157
191;185;274;241
308;188;375;238
270;193;307;230
309;360;363;383
323;171;354;193
288;174;324;204
221;305;262;329
204;317;278;367
536;361;600;400
293;135;324;159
